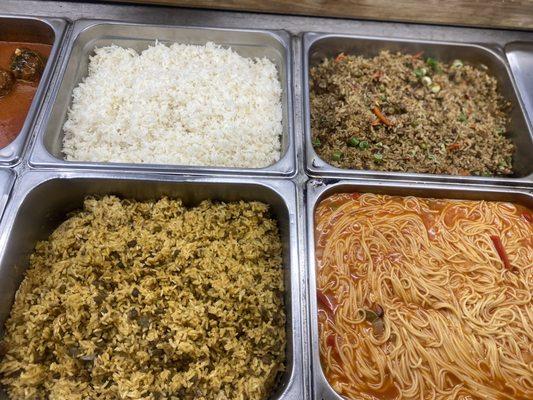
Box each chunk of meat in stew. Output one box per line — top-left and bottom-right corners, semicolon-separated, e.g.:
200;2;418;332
0;68;15;97
10;48;44;82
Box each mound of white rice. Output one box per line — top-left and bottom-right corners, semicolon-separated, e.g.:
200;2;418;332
62;42;283;168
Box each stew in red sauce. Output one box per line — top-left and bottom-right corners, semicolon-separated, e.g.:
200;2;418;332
0;41;51;149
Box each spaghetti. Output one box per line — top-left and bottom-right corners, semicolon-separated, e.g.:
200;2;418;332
315;193;532;400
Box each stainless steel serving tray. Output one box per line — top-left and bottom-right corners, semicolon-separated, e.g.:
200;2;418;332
0;15;68;165
506;42;533;126
29;19;296;177
303;32;533;186
0;169;15;222
0;170;304;399
305;178;533;399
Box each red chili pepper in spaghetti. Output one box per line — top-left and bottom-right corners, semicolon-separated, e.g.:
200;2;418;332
522;213;532;223
490;235;513;271
317;289;335;314
326;334;336;348
326;333;341;361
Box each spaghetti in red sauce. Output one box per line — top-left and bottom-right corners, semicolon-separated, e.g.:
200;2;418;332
315;193;532;400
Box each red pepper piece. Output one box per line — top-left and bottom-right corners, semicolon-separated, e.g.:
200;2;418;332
326;334;336;348
372;70;383;81
522;213;532;223
335;52;346;63
372;107;393;127
326;333;343;363
317;289;335;315
490;235;513;271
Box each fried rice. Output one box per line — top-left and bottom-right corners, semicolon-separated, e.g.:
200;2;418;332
0;196;286;400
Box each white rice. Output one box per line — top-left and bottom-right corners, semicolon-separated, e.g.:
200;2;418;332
62;42;283;168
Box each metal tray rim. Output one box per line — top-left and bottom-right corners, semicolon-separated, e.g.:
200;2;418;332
0;14;68;166
302;31;533;186
0;169;15;224
28;18;297;178
73;18;293;43
305;178;533;399
505;41;533;131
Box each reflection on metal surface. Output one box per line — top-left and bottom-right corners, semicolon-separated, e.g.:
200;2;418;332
506;42;533;128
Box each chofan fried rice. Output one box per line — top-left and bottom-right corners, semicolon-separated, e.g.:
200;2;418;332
310;50;515;176
0;196;286;400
